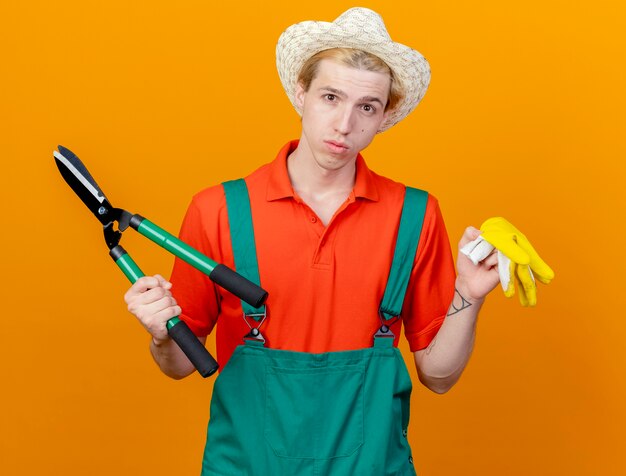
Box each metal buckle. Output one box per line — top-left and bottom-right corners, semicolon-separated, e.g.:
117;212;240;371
242;308;267;343
374;313;399;339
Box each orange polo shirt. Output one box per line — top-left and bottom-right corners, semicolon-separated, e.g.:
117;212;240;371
170;140;456;368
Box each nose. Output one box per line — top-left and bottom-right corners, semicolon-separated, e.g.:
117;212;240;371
334;105;354;135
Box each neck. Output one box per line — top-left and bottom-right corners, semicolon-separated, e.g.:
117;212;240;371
286;137;358;226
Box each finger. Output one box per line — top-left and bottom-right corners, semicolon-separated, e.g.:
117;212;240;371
136;296;181;324
126;286;172;313
134;276;162;293
516;278;529;306
154;274;173;289
515;235;555;284
499;253;515;297
516;264;536;306
458;226;482;248
124;276;162;303
482;248;499;268
527;257;554;284
460;236;495;265
480;231;531;265
146;305;182;341
480;216;508;231
137;286;173;306
459;236;482;258
471;240;495;265
143;295;177;316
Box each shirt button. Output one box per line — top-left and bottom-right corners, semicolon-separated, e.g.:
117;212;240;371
310;216;317;223
409;456;413;464
402;429;407;437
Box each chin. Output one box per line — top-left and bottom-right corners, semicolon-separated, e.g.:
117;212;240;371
317;154;355;172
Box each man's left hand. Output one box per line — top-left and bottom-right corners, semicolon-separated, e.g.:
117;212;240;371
459;218;555;306
455;226;501;303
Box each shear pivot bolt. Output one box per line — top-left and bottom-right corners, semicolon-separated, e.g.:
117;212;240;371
98;206;107;215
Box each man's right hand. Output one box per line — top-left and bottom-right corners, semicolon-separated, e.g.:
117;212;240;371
124;274;182;345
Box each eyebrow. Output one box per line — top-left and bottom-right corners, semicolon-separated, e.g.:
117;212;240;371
319;86;385;107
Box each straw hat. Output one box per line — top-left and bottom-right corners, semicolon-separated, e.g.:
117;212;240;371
276;7;431;132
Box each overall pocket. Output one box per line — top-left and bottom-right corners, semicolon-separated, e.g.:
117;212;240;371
264;363;364;460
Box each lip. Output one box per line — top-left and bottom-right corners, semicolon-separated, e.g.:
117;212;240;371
324;140;350;154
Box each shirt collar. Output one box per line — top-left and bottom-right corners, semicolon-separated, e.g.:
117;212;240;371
266;140;380;202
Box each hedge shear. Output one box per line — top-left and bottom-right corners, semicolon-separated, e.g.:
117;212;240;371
53;145;268;377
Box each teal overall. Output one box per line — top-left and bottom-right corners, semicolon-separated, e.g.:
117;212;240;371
201;180;428;476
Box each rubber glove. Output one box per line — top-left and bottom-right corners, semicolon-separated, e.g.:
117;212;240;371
461;217;555;306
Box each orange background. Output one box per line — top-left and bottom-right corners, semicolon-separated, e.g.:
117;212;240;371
1;1;625;474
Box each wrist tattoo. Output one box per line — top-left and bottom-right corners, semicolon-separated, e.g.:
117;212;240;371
447;288;472;317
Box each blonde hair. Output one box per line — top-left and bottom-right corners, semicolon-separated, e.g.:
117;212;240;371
297;48;404;112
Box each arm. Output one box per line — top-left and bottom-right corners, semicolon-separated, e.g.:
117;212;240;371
414;226;500;394
124;194;224;379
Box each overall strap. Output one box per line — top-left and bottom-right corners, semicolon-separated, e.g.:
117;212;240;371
379;187;429;321
222;179;265;319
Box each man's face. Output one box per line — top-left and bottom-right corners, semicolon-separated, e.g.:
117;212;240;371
295;59;391;172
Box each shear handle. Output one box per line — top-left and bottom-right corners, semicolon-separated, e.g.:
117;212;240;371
128;214;268;308
110;245;219;378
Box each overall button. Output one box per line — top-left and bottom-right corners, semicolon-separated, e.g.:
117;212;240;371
402;429;407;437
409;456;414;464
310;216;317;223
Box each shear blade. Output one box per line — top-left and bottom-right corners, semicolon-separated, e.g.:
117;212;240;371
54;145;114;225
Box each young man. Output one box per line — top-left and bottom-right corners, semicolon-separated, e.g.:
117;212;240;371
125;8;502;475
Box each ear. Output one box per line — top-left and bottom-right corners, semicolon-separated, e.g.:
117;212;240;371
294;82;306;109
